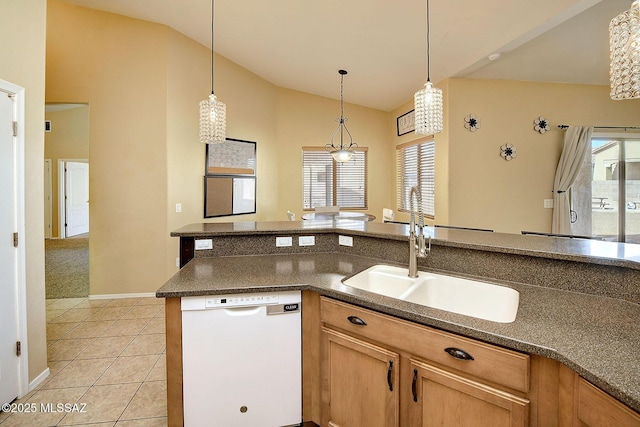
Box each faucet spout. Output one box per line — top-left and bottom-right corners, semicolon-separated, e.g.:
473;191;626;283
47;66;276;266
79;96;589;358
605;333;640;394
408;186;430;277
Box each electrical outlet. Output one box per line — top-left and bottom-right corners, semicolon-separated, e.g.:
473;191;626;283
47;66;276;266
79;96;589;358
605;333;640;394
175;203;182;213
544;199;554;209
299;236;315;246
195;239;213;250
276;236;293;247
175;257;180;267
339;235;353;246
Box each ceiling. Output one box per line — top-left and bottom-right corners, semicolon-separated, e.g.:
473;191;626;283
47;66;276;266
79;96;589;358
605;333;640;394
57;0;629;111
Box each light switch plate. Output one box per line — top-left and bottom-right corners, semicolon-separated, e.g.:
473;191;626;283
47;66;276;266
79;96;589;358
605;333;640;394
195;239;213;250
175;203;182;213
276;236;293;247
544;199;554;209
299;236;315;246
339;235;353;246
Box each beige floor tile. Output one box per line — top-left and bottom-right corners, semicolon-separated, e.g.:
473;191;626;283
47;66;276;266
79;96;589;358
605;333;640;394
37;360;72;389
121;305;163;320
121;334;165;357
154;309;165;319
115;416;167;426
101;319;151;337
49;308;101;324
47;298;86;310
137;297;164;306
96;355;160;385
120;381;166;420
57;383;140;425
43;358;114;389
47;322;80;340
2;386;88;427
140;317;164;335
144;354;166;382
65;320;116;339
66;423;116;427
86;307;133;322
105;298;146;307
74;299;112;309
46;308;68;322
47;338;95;362
77;336;135;359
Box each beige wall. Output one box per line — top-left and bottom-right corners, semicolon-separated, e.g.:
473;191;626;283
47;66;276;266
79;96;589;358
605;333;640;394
0;0;48;384
44;106;89;237
390;79;640;234
46;1;394;296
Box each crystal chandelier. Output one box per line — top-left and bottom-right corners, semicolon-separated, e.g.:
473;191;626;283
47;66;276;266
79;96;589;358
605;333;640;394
325;70;358;162
414;0;443;135
609;0;640;100
199;0;226;144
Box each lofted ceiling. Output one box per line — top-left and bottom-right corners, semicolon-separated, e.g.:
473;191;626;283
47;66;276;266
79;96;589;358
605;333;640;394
57;0;628;111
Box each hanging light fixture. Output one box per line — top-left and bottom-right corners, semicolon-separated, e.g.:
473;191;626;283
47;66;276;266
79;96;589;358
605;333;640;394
610;0;640;100
325;69;358;162
414;0;443;135
199;0;226;144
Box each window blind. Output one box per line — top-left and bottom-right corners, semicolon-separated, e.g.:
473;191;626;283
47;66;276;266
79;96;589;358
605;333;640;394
302;148;367;209
396;138;435;217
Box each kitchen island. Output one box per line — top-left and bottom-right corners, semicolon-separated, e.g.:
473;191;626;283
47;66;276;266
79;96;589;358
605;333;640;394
157;221;640;426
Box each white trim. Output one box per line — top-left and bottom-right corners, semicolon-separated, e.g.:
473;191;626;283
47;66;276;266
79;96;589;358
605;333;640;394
89;292;157;300
28;368;50;392
44;159;52;239
0;79;28;399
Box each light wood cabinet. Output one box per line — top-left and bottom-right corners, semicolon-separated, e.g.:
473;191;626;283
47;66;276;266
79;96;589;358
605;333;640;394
321;327;400;427
575;377;640;427
320;297;531;427
409;359;529;427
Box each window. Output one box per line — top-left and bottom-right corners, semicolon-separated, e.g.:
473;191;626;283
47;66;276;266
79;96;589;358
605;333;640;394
302;147;367;209
396;137;435;217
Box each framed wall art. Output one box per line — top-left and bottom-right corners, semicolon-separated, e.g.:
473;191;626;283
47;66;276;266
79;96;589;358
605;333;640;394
397;109;415;136
204;138;257;218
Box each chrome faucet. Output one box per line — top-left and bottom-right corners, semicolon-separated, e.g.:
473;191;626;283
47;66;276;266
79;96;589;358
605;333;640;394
409;186;430;277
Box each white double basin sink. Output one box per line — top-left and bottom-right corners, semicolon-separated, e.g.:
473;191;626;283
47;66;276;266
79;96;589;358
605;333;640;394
343;265;519;323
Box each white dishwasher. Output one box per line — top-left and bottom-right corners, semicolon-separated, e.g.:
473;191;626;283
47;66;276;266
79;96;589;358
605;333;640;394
181;290;302;427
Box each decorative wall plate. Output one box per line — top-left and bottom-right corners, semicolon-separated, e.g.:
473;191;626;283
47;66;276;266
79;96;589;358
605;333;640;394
464;114;481;132
500;144;516;160
534;116;550;133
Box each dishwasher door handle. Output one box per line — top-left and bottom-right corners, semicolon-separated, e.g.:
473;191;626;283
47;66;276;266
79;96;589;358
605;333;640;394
221;306;262;317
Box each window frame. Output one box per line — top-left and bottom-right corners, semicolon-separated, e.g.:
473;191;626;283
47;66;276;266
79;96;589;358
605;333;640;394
396;137;435;218
302;146;368;211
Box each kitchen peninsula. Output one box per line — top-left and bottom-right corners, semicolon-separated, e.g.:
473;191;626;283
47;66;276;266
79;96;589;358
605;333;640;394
157;220;640;426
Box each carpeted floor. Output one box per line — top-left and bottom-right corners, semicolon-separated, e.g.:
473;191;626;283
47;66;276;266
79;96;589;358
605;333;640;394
45;236;89;299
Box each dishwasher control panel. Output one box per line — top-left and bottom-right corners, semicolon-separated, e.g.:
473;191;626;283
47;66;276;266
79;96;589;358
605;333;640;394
205;294;279;308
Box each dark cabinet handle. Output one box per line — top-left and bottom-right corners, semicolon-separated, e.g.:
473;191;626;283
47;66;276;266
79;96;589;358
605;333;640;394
412;369;418;402
387;361;393;391
347;316;367;326
444;347;474;360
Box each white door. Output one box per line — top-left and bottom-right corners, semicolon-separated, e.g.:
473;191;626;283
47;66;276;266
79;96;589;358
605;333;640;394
65;161;89;237
0;86;20;404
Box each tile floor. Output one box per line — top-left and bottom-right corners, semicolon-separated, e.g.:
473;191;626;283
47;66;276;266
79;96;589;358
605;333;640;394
0;297;167;427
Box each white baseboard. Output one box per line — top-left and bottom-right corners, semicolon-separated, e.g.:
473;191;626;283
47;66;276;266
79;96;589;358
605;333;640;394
89;292;157;300
28;367;50;393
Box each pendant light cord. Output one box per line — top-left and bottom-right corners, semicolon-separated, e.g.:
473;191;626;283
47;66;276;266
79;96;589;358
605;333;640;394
340;72;345;122
210;0;215;95
426;0;431;83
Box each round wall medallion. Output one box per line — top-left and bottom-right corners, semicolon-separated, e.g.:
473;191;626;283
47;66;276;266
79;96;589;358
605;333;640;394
500;144;517;161
534;116;550;133
464;114;481;132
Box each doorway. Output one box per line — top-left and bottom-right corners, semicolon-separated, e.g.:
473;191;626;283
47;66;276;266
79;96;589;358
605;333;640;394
44;104;90;299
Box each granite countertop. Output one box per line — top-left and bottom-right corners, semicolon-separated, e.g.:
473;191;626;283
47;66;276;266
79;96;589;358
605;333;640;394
157;252;640;412
171;221;640;270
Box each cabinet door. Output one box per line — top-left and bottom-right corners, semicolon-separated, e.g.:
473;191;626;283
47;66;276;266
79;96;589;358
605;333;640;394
576;377;640;427
322;327;400;427
409;359;529;427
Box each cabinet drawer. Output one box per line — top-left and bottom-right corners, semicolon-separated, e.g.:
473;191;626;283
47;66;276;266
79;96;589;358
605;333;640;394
320;297;529;392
